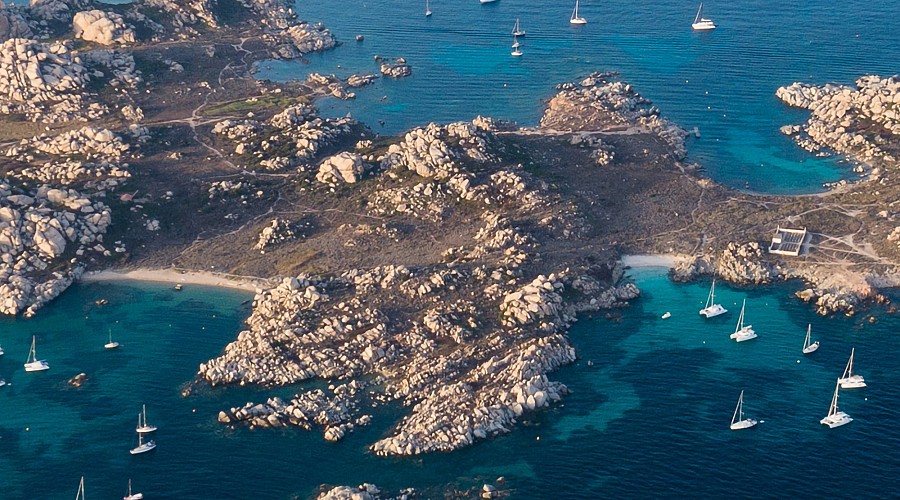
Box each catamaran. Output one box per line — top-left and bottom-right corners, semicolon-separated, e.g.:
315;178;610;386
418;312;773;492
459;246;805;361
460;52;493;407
425;0;431;17
75;476;86;500
729;299;757;342
699;279;727;318
839;348;866;389
512;18;525;36
730;390;758;430
105;329;120;350
570;0;586;25
130;433;156;455
24;335;50;372
802;324;819;354
511;34;523;56
691;2;717;31
820;379;853;428
136;404;157;433
124;479;144;500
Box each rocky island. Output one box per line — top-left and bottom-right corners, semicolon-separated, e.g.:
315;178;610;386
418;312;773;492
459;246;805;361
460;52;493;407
0;0;898;493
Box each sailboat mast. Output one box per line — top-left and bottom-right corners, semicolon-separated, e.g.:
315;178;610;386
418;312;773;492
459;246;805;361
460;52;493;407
694;3;703;24
830;381;840;416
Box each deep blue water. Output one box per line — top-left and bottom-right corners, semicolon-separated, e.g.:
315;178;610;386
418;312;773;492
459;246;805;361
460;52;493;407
257;0;900;194
2;274;898;498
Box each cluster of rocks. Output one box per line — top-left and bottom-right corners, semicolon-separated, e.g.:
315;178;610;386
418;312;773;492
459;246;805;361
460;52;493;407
0;38;94;121
253;217;299;251
217;386;369;441
541;72;687;159
12;126;130;160
776;75;899;168
73;10;135;45
317;483;415;500
377;56;411;78
211;103;355;169
672;242;776;285
0;182;114;316
0;5;32;42
133;0;217;38
570;133;615;166
316;152;366;184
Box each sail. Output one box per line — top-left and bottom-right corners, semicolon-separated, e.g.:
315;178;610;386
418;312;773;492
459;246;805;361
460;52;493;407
731;391;743;424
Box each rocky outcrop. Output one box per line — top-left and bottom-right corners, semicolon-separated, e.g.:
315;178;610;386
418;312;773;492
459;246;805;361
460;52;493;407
0;38;92;122
211;103;354;169
316;152;365;184
0;182;114;316
73;10;135;45
378;57;410;78
776;75;899;168
0;5;32;42
253;218;298;251
541;72;687;159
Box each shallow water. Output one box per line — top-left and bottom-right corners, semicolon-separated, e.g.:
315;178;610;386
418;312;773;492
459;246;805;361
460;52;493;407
257;0;900;194
1;274;897;498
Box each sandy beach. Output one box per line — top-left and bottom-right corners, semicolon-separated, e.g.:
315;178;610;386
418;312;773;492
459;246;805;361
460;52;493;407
80;268;270;292
620;254;690;269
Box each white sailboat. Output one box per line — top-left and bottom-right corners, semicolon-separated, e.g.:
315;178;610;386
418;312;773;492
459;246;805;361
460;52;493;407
480;0;498;4
129;433;156;455
0;343;4;356
136;404;157;433
0;379;6;387
729;390;758;430
729;299;757;342
425;0;431;17
820;379;853;428
698;279;727;318
691;2;717;31
105;329;120;350
838;348;866;389
569;0;587;25
124;479;144;500
511;34;523;56
24;335;50;372
512;18;525;36
570;0;587;25
801;324;819;354
75;476;86;500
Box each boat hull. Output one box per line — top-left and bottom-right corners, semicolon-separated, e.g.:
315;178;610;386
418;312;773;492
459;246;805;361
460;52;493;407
699;304;727;318
802;342;819;354
130;441;156;455
105;342;120;349
839;376;866;389
820;412;853;428
692;20;716;30
24;360;50;371
124;494;144;500
730;326;757;342
570;18;587;25
730;418;758;430
136;425;158;434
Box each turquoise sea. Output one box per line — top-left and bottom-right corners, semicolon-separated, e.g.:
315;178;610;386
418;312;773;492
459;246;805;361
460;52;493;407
258;0;900;194
2;274;899;498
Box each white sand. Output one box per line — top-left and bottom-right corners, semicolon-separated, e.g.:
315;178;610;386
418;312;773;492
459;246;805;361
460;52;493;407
620;254;690;269
80;268;270;292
